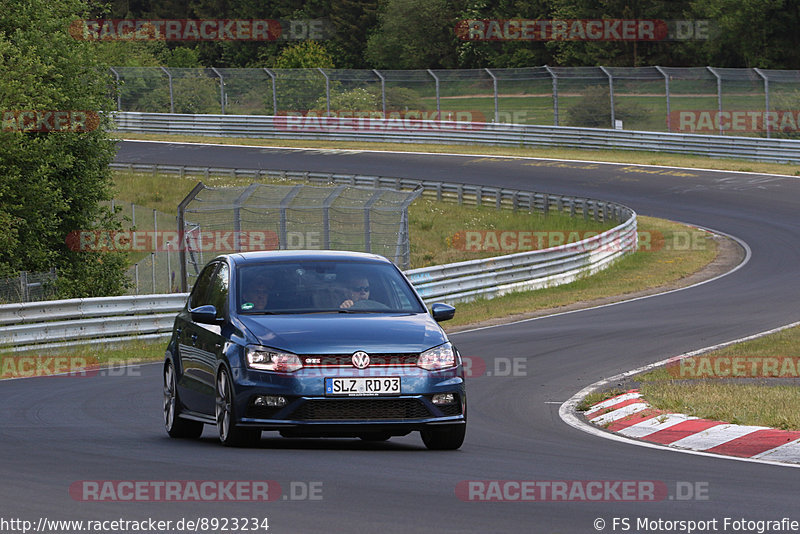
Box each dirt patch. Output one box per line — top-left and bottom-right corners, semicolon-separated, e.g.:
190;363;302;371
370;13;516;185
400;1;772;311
446;232;744;333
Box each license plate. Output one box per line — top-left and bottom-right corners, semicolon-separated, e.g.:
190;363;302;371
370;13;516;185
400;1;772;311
325;377;401;396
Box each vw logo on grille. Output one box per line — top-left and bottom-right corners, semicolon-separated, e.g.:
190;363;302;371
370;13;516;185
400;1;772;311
352;351;370;369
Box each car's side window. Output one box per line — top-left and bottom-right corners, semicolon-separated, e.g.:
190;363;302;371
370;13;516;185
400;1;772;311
206;263;230;319
189;263;217;308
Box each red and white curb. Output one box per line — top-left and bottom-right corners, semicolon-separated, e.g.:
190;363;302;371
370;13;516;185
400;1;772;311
585;390;800;464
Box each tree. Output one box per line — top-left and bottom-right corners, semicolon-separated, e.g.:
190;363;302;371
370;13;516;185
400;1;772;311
0;0;129;296
365;0;461;69
691;0;800;68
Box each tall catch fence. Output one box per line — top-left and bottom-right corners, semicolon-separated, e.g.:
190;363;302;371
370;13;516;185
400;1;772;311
110;66;800;137
177;181;421;292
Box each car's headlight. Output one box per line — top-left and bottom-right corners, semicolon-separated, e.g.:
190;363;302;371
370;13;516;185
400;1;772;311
417;342;456;371
246;346;303;372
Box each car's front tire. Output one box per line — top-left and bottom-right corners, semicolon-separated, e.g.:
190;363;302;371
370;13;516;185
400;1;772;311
163;362;204;439
216;368;260;447
420;424;466;450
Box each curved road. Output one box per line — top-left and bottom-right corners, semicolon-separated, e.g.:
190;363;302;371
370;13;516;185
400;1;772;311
2;141;799;533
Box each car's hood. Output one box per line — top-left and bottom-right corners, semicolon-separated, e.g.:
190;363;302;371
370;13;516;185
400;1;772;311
237;313;447;354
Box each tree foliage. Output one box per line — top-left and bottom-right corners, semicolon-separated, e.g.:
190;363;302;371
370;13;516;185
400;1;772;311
95;0;800;69
0;0;129;296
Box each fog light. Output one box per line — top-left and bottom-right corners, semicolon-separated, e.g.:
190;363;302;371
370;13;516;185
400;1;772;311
255;395;287;407
432;393;456;405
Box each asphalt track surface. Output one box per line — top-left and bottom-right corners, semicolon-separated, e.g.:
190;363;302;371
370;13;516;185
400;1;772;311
2;140;800;533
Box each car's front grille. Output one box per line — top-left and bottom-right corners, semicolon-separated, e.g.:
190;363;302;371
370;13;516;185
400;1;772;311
289;398;432;420
301;353;419;367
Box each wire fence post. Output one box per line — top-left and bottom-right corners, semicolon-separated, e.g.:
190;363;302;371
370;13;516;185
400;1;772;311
600;66;615;128
708;66;723;135
319;68;331;114
160;67;174;113
211;67;225;114
263;68;278;115
754;68;770;138
485;68;499;123
109;67;121;112
373;69;386;118
428;69;441;115
544;66;559;126
655;66;670;132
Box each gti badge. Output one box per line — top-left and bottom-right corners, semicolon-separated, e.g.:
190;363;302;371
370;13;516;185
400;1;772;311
352;351;370;369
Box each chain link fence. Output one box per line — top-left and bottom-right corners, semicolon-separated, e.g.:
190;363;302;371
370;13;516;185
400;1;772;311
177;181;421;292
110;66;800;137
0;271;58;304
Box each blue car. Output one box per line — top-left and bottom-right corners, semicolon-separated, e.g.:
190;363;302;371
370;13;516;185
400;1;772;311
163;250;466;449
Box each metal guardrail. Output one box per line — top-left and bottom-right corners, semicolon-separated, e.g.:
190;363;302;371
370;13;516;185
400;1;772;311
113;112;800;164
0;168;636;352
0;294;187;351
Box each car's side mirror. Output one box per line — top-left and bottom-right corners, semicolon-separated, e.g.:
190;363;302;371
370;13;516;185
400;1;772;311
431;303;456;322
190;304;221;324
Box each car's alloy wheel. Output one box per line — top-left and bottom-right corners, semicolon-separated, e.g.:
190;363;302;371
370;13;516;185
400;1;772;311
163;362;203;439
420;424;466;450
216;369;260;447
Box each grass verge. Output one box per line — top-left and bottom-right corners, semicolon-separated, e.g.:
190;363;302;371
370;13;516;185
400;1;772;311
633;325;800;430
110;169;616;269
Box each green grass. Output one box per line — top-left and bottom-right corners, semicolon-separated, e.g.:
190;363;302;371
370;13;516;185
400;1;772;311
635;325;800;430
445;215;717;328
110;169;616;269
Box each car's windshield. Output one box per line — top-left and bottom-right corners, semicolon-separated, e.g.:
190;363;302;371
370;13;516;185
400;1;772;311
236;260;426;314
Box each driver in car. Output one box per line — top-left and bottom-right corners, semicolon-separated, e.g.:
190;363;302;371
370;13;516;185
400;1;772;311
339;276;370;309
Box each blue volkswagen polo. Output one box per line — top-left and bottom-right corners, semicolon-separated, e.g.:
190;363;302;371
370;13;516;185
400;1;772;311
163;250;466;449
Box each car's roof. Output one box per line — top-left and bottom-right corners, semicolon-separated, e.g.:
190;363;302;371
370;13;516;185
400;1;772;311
226;250;393;266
